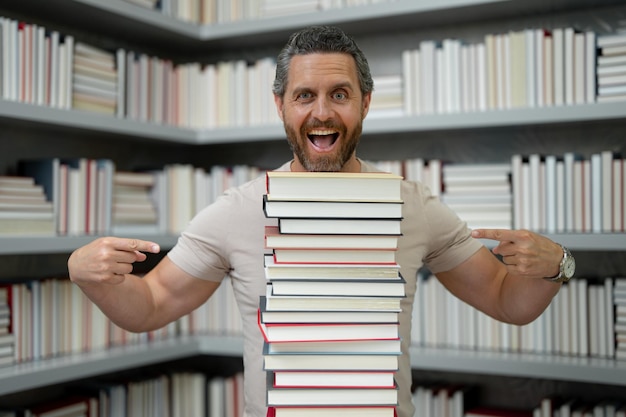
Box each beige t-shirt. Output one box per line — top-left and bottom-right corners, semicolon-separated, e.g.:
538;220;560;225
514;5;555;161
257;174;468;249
168;159;483;417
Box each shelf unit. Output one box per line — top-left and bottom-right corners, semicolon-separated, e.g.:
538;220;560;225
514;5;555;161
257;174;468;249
1;0;626;412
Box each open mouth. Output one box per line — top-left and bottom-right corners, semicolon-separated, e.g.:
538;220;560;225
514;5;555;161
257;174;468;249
307;129;339;150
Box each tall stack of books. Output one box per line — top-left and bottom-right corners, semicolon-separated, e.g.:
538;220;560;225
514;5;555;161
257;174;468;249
258;171;405;417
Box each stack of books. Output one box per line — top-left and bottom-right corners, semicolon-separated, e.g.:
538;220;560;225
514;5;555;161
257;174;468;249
258;171;405;417
597;34;626;103
0;175;55;236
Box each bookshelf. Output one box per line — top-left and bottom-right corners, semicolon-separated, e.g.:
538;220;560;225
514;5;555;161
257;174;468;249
1;0;626;413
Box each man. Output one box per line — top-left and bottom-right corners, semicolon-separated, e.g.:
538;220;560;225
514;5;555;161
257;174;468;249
68;25;573;417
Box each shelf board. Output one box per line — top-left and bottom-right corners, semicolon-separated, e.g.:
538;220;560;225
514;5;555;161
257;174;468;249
0;233;623;256
0;335;624;396
0;335;243;396
0;235;179;255
3;99;626;146
410;345;626;386
0;100;198;144
2;0;623;51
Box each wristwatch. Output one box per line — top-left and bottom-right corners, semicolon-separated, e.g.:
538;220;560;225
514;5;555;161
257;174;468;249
544;244;575;283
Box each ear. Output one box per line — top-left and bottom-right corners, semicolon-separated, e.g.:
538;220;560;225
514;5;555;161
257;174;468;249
274;94;285;121
361;91;372;119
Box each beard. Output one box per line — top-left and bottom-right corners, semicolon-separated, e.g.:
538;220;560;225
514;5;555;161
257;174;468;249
284;118;362;172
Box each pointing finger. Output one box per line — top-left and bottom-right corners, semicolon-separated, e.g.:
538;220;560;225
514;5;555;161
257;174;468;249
471;228;516;243
106;237;160;254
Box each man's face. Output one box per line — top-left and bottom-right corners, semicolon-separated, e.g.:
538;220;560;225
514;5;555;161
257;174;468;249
275;53;371;172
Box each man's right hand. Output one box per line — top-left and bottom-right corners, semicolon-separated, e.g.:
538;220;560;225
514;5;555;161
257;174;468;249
68;237;160;286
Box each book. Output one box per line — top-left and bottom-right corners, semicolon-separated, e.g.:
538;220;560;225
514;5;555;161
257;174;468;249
269;406;396;417
268;276;406;297
264;255;401;280
260;298;400;324
266;377;398;406
263;352;399;371
263;195;403;219
265;226;399;250
265;171;403;203
278;218;402;235
271;370;396;388
263;286;402;312
271;247;397;265
264;339;401;354
258;312;399;342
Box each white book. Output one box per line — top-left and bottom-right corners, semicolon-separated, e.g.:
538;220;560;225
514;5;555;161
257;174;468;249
476;43;488;111
63;34;74;109
563;152;576;232
590;153;603;233
613;159;624;232
573;160;584;232
534;29;544;107
436;48;445;114
402;49;416;115
522;162;531;230
588;284;600;356
577;279;589;357
605;277;615;358
511;154;523;230
556;160;566;233
573;31;585;104
529;154;543;231
525;28;536;108
545;155;557;233
461;45;472;112
601;151;614;232
485;33;497;110
585;31;596;103
544;32;554;106
553;28;565;106
564;28;575;105
568;281;578;355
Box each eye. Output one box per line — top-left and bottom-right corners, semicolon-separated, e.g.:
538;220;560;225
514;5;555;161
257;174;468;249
332;91;347;101
297;92;313;100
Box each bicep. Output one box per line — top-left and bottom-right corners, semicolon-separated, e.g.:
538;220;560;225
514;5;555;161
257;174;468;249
144;256;221;326
435;246;508;321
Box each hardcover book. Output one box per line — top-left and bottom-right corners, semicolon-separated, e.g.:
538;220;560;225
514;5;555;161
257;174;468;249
265;171;403;203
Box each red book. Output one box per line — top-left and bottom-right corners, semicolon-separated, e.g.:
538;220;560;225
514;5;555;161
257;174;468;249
258;310;399;342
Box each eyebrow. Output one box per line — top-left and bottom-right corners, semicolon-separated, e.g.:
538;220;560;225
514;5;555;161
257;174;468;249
292;82;355;96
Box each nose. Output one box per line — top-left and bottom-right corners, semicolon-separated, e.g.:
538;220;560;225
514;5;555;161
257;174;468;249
311;96;333;121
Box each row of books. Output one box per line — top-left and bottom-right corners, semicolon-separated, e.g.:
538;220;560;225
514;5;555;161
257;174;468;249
401;27;605;116
414;274;622;360
260;171;405;415
0;371;244;417
123;0;394;24
5;274;241;364
5;150;625;238
4;158;259;236
411;383;626;417
2;17;626;130
3;271;622;368
511;151;626;234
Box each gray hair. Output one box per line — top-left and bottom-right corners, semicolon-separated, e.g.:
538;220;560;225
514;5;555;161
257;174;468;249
272;25;374;98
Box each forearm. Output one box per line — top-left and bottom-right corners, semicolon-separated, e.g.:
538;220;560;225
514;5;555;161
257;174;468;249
497;272;562;325
74;274;162;333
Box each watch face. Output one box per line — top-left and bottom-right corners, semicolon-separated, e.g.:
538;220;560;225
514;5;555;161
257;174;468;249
563;256;576;278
